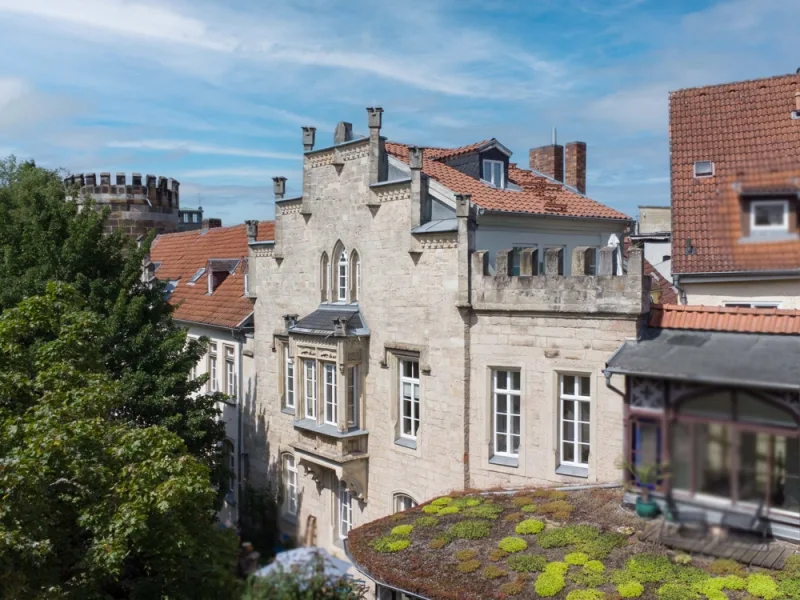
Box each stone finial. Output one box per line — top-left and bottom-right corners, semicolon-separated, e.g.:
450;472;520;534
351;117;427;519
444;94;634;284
544;247;563;276
455;193;472;218
132;173;142;186
409;146;423;170
100;172;111;185
273;176;287;200
85;173;97;186
145;174;157;188
302;126;317;152
245;219;258;241
334;121;353;145
366;106;383;129
116;172;126;185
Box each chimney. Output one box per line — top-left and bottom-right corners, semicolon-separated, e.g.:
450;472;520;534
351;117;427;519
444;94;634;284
202;218;222;233
529;144;564;182
302;126;316;152
334;121;354;145
283;314;298;332
408;146;430;232
273;176;287;200
565;142;587;194
245;220;258;242
333;316;348;337
366;107;385;184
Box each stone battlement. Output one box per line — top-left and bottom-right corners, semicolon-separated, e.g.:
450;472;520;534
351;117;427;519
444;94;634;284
64;172;180;211
470;246;648;315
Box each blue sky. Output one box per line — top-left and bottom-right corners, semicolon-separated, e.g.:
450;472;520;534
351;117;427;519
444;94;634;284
0;0;796;225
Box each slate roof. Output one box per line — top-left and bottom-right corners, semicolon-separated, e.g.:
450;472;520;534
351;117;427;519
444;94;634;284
385;142;630;220
150;221;274;328
290;304;369;337
670;71;800;275
648;303;800;335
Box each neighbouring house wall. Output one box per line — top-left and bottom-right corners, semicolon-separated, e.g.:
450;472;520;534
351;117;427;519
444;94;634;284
638;206;671;235
681;279;800;308
642;240;672;283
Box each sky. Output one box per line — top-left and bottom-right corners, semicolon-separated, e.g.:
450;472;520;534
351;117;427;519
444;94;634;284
0;0;797;225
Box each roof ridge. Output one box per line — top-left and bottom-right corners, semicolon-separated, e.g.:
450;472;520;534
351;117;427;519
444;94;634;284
669;71;798;96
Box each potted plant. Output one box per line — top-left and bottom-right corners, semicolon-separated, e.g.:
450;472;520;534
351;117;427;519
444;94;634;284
617;458;669;519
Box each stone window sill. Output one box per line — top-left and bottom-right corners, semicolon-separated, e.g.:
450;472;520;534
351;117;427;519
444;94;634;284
293;418;368;439
489;455;519;468
394;437;417;450
281;406;296;416
556;464;589;478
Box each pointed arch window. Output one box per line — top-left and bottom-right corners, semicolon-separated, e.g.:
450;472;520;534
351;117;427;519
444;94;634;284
337;249;348;302
320;252;329;302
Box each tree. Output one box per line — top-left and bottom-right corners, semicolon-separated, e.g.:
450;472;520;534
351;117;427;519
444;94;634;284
0;283;241;599
0;156;226;487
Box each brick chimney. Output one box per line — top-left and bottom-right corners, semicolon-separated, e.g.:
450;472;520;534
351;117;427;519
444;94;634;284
565;141;587;194
529;144;564;182
202;218;222;233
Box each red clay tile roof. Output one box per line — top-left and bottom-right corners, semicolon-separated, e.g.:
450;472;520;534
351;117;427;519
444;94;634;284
644;259;678;304
649;303;800;335
386;142;629;220
150;221;274;328
670;71;800;274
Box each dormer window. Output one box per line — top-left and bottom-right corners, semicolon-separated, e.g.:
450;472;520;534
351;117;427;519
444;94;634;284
693;161;714;178
751;199;789;233
482;159;505;188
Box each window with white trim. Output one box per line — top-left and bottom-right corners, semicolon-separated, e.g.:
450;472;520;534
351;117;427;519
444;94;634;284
285;347;295;409
338;480;353;538
393;493;417;513
724;301;782;309
399;359;420;440
283;453;297;516
482;159;505;188
225;345;236;398
693;161;714;178
337;249;348;302
346;366;358;428
559;375;591;467
750;200;789;233
492;370;521;458
304;360;317;419
324;363;337;425
209;343;218;392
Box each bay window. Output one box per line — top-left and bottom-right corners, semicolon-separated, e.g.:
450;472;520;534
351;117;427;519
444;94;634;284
304;360;317;419
285;347;295;410
324;363;337;425
346;366;358;428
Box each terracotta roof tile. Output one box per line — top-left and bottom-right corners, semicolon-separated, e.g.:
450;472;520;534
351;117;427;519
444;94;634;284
648;303;800;334
670;71;800;274
644;259;679;304
386;142;629;220
150;221;274;328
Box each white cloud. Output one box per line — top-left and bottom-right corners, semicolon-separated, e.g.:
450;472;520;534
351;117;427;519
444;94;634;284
106;140;300;160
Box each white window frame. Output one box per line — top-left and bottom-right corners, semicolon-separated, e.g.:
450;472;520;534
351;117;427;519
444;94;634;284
323;362;337;425
492;369;521;458
338;480;353;539
750;200;789;233
559;374;592;468
338;249;348;302
285;347;295;409
393;493;417;513
224;345;236;398
346;365;358;428
209;343;218;392
284;454;298;516
723;301;782;309
693;161;714;178
399;359;420;440
482;159;505;188
355;257;361;301
304;359;317;419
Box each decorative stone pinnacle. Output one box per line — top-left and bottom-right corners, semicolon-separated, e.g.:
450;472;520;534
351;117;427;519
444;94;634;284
302;127;317;152
272;176;287;199
409;146;423;169
366;106;384;129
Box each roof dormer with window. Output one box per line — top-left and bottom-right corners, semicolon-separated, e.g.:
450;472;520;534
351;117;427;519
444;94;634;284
740;192;799;242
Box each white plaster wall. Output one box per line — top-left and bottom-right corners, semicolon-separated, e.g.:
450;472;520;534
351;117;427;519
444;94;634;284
682;279;800;309
643;240;672;282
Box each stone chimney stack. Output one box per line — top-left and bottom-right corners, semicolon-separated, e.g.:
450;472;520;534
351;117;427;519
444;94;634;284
366;107;385;185
273;176;287;200
334;121;354;145
529;143;564;182
245;220;258;243
302;126;317;152
565;142;587;194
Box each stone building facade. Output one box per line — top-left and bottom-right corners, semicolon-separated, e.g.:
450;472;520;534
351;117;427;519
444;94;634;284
246;108;648;563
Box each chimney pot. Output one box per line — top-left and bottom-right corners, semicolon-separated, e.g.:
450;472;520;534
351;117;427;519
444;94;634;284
273;176;287;200
245;219;258;241
408;146;423;170
366;106;384;129
302;127;316;152
334;121;354;145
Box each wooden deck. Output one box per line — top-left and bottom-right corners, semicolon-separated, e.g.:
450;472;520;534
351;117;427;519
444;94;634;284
641;521;798;569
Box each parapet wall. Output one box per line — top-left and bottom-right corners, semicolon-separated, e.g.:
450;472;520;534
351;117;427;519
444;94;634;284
470;246;649;315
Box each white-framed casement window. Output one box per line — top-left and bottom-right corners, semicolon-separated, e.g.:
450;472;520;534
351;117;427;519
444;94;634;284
559;374;591;467
284;346;295;410
222;439;235;493
393;493;417;513
482;159;505;188
338;249;348;302
324;363;338;425
304;360;317;419
724;301;782;309
338;480;353;539
283;453;298;516
492;369;521;458
355;256;361;301
693;160;714;178
399;359;420;440
209;343;218;392
224;345;236;398
750;200;789;233
346;366;358;428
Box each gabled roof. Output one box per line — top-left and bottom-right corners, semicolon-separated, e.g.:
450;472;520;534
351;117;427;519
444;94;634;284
648;303;800;335
386;142;629;220
670;71;800;275
150;221;274;328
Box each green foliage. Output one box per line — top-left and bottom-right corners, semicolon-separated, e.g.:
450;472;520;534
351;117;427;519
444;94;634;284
515;519;545;535
566;590;605;600
448;519;492;540
614;554;675;584
778;576;800;599
694;575;746;598
243;553;368;600
673;553;693;566
452;496;482;508
575;532;628;559
455;549;478;561
508;554;548;573
498;537;528;553
584;560;605;574
532;488;568;500
707;558;745;578
438;506;460;515
535;571;566;597
413;516;439;528
238;483;280;560
566;552;590;566
499;574;528;596
456;559;481;574
618;580;645;598
390;512;407;522
746;573;780;600
371;534;411;553
545;562;570;576
512;496;534;507
504;512;525;522
391;524;414;536
521;504;538;513
538;524;600;549
537;500;575;520
488;548;509;562
784;554;800;575
432;497;453;506
656;583;699;600
428;538;449;550
570;566;608;588
422;505;442;514
0;283;239;600
482;564;507;580
463;503;504;519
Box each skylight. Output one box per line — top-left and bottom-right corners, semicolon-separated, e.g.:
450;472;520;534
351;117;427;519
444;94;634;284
693;161;714;178
189;267;206;284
